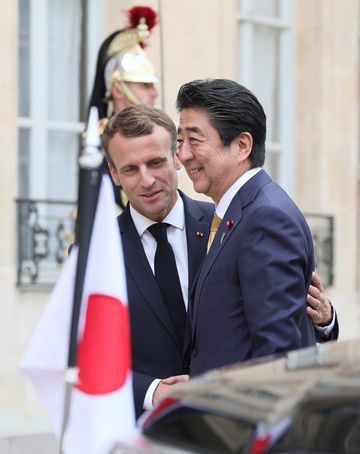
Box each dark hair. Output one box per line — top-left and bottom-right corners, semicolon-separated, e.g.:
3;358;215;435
176;79;266;167
88;29;123;119
102;105;177;165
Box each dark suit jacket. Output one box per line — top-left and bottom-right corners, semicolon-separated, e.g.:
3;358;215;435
118;191;214;418
316;307;339;341
189;170;317;377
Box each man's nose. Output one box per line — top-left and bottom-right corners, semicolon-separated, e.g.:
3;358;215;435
139;168;155;187
178;141;193;163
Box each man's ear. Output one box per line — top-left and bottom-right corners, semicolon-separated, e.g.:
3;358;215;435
108;161;121;186
237;132;253;163
175;153;182;170
111;83;125;104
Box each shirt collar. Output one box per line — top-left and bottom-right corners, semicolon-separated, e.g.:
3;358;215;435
130;192;185;237
216;167;261;219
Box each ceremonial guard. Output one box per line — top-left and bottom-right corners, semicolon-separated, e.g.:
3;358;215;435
88;6;159;208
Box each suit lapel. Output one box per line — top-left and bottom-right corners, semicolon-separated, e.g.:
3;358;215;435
119;206;182;347
181;192;213;292
180;192;213;356
192;170;272;325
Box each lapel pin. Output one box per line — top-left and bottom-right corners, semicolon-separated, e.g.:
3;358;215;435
196;231;204;237
220;232;226;244
226;219;234;229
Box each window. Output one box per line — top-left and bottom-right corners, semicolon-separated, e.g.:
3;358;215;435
18;0;102;201
17;0;102;287
237;0;293;193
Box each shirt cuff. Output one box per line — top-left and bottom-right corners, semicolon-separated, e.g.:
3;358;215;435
314;300;336;336
143;378;162;410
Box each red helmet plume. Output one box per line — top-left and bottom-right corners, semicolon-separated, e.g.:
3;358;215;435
127;6;157;33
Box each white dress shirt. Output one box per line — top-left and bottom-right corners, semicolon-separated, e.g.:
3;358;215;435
129;192;188;409
215;167;261;219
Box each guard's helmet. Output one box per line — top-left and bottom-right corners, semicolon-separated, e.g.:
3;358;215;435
89;6;158;118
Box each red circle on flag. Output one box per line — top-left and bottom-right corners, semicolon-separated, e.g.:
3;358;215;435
76;293;131;395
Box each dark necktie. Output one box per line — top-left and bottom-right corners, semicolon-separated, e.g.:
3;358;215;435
148;223;186;340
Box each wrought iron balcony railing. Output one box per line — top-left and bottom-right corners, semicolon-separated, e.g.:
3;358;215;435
16;198;77;289
15;199;334;290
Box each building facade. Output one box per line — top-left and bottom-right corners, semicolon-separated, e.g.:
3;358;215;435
0;0;359;424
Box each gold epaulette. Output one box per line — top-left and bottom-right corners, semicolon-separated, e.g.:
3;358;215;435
98;117;109;135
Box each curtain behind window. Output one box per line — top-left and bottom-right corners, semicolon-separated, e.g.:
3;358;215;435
18;0;82;201
47;0;81;122
237;0;293;190
46;0;81;200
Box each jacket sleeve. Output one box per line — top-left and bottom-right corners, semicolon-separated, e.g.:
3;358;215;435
132;370;156;420
315;308;339;342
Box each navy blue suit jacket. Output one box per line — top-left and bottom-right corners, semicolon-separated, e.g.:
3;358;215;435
118;191;214;418
189;170;317;377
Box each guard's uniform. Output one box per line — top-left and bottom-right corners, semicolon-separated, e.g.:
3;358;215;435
88;6;158;209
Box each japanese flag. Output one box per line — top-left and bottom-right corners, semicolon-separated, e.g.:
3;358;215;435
22;175;136;454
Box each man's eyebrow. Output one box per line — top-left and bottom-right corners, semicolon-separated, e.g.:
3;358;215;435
119;164;135;171
177;126;204;136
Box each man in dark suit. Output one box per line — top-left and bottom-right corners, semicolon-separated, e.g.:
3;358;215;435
101;105;214;418
176;79;333;377
101;103;337;415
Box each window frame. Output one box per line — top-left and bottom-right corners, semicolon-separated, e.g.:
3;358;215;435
17;0;102;200
237;0;294;194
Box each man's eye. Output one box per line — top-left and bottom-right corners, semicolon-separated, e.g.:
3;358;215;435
121;167;136;175
150;159;164;168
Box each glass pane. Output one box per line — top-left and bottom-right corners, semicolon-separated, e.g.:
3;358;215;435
47;131;79;201
253;0;281;17
18;128;30;198
47;0;81;121
251;24;280;143
18;0;30;117
238;0;281;17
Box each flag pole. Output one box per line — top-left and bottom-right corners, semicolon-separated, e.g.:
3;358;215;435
59;107;103;452
157;0;165;110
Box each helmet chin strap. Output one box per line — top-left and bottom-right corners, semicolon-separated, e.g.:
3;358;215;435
116;81;142;106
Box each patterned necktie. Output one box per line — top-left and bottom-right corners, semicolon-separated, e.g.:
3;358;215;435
207;214;222;252
148;223;186;340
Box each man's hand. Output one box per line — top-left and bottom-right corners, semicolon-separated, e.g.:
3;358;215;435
152;374;189;406
306;271;332;326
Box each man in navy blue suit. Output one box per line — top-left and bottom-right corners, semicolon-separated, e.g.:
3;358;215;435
101;102;337;415
176;79;328;377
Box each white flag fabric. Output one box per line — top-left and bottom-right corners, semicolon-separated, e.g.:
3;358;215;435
22;175;136;454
